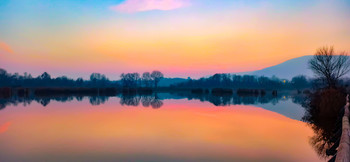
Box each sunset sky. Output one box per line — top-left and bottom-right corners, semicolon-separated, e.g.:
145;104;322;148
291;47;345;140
0;0;349;79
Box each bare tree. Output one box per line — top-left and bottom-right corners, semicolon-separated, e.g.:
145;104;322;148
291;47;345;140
90;73;108;87
120;73;140;87
151;71;164;89
308;46;350;88
142;72;152;87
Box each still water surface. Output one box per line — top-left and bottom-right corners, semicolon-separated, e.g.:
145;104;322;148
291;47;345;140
0;94;323;161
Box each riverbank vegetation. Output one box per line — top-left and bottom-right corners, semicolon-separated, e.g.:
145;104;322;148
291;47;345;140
0;68;320;90
303;46;350;160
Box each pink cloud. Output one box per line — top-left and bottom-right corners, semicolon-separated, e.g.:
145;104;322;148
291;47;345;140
0;41;13;54
110;0;190;13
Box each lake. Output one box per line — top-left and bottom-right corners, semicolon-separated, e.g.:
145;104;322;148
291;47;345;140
0;93;324;162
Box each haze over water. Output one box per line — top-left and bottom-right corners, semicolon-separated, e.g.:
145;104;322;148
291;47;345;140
0;96;322;161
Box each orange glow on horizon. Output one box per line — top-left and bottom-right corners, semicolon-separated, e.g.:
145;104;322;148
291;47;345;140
0;0;349;78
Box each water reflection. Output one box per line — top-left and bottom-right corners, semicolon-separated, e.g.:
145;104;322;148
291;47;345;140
0;92;322;162
180;93;282;106
120;94;163;109
0;92;306;110
0;100;321;162
89;96;109;106
302;88;346;160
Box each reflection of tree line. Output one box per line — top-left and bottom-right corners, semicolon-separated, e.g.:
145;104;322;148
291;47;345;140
302;88;347;160
0;91;306;110
120;94;163;109
0;95;104;109
0;93;164;109
178;93;300;106
0;91;307;110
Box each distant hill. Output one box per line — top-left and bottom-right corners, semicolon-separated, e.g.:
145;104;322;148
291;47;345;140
163;55;349;83
237;55;314;79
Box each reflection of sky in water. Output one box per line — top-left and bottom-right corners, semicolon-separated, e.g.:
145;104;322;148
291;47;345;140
255;99;306;120
0;97;321;162
0;93;307;120
157;93;306;120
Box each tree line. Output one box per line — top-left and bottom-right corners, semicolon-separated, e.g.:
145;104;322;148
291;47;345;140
2;45;350;90
172;74;311;90
173;46;350;91
120;71;164;88
0;69;164;88
0;67;325;90
1;67;348;90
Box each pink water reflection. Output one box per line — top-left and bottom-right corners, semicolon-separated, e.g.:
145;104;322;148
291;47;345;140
0;98;322;162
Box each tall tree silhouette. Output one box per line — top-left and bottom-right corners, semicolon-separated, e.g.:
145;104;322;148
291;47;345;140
309;46;350;88
151;71;164;88
40;72;51;80
142;72;152;87
120;73;140;87
90;73;108;87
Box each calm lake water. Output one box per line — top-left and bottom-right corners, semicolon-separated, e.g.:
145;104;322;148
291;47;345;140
0;94;324;162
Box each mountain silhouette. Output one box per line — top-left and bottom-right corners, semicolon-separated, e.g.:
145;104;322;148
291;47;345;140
235;55;314;79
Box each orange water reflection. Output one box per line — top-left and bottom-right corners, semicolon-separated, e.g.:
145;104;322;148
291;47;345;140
0;99;321;162
0;121;11;134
